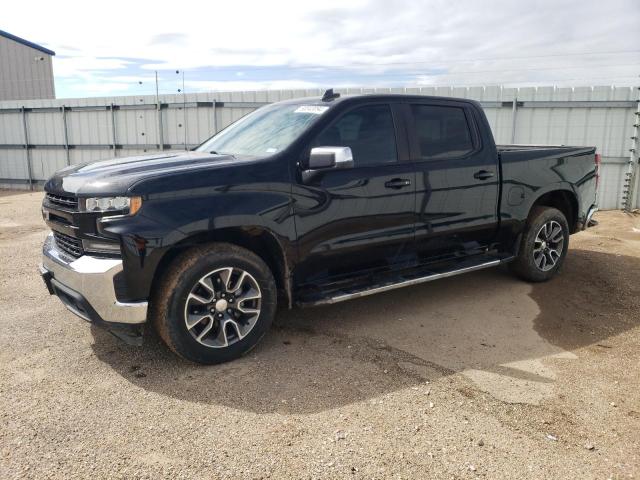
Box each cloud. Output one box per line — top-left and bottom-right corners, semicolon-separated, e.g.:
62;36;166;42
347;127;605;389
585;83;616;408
184;79;323;92
149;33;189;45
3;0;638;98
53;57;133;77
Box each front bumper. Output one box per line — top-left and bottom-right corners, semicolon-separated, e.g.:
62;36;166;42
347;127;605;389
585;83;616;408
40;233;147;343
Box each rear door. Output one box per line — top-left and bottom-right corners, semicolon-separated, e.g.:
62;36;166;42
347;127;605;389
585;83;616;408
405;101;499;261
292;102;416;284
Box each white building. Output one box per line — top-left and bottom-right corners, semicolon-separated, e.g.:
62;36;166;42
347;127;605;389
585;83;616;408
0;29;55;101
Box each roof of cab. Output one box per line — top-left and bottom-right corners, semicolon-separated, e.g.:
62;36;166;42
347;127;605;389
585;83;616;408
278;93;481;108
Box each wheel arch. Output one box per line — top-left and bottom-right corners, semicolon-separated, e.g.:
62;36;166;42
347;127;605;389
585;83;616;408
152;226;293;308
528;188;579;233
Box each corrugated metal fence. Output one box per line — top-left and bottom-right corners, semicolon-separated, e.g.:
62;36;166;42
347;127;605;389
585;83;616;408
0;85;638;209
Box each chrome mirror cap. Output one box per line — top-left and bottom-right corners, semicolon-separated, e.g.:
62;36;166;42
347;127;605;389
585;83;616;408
308;146;354;170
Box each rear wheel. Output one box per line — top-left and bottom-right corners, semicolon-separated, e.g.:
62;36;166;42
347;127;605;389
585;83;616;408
510;206;569;282
151;243;277;364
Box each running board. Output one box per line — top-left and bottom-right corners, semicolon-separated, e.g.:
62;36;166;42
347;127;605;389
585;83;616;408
300;257;513;307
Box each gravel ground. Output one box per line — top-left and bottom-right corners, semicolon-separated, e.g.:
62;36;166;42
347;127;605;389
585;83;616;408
0;191;639;479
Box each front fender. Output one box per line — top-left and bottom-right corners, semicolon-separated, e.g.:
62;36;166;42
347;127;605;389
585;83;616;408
101;186;296;302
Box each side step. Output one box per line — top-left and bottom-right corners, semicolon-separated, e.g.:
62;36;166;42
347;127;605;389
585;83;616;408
298;256;514;307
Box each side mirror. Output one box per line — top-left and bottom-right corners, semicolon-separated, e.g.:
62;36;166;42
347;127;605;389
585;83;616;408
308;146;354;170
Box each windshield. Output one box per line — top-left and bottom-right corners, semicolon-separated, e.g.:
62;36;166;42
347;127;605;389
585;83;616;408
196;103;330;157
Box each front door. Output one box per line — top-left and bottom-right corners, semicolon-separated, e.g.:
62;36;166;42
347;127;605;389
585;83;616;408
292;103;416;286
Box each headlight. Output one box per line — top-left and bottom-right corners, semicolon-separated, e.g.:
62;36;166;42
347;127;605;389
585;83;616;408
81;196;142;215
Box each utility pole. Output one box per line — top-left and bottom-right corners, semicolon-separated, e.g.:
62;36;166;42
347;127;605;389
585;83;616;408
156;71;164;151
511;97;518;144
182;70;187;151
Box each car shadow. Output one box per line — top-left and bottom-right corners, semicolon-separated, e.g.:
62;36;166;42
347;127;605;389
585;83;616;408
91;249;640;414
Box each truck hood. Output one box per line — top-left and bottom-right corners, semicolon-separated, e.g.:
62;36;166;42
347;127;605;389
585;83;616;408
44;151;249;196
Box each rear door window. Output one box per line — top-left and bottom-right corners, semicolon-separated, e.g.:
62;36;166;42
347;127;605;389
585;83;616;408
410;105;475;160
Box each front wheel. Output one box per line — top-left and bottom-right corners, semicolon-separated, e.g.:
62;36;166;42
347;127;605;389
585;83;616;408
151;243;277;364
510;206;570;282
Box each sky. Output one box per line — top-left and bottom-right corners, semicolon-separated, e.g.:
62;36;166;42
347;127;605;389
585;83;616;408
3;0;640;98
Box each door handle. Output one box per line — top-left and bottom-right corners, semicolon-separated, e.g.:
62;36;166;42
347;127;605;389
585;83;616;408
474;170;495;180
385;178;412;189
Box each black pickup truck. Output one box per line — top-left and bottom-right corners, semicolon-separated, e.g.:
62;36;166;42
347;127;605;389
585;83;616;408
40;91;599;364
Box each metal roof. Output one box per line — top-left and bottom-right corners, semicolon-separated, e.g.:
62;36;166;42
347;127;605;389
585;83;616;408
0;29;55;56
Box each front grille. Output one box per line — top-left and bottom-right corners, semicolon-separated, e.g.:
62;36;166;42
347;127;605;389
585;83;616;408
53;231;84;258
46;193;79;211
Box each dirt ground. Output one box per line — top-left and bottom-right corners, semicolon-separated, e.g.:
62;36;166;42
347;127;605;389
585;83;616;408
0;191;638;479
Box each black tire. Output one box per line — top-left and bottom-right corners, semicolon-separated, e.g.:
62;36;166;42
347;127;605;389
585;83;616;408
151;243;277;364
510;206;570;282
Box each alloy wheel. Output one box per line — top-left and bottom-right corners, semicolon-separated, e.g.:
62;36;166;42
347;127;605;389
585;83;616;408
183;267;262;348
533;220;565;272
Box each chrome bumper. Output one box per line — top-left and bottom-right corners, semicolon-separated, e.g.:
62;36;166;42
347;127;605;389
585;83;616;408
40;233;147;325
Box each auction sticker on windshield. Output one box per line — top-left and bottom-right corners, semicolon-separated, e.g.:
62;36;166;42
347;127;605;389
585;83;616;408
294;105;329;115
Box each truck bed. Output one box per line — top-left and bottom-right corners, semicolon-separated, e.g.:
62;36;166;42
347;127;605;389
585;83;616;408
497;144;596;165
497;143;597;233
